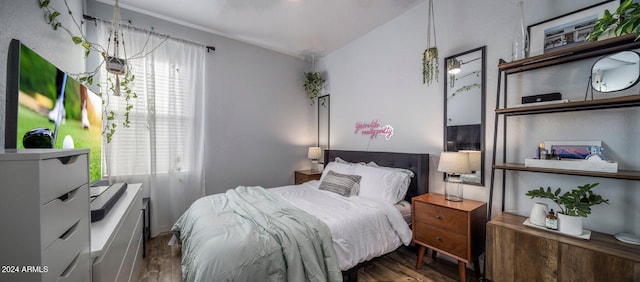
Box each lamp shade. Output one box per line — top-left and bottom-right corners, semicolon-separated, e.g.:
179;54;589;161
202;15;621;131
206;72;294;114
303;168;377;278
308;147;322;160
460;150;481;171
437;152;471;174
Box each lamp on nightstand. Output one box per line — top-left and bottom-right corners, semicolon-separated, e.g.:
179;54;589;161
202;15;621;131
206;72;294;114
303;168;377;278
308;147;323;172
438;151;471;201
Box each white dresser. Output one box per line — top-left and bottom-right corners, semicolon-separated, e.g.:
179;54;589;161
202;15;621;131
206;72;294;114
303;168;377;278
91;183;143;282
0;149;92;282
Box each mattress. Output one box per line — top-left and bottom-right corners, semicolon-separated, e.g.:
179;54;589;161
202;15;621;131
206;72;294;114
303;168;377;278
268;180;412;270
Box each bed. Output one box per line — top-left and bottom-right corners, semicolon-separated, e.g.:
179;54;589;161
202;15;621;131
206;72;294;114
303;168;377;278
171;150;430;282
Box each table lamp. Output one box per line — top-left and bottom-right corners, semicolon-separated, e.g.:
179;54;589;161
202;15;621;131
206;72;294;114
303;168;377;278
308;147;323;172
438;151;471;201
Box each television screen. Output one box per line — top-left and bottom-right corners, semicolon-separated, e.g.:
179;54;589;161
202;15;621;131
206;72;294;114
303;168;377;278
5;39;103;183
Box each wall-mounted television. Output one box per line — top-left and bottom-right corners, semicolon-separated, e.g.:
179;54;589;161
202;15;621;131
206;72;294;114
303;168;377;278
5;39;103;183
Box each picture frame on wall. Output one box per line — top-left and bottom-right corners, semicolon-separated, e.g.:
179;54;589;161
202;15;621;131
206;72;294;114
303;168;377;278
527;0;620;57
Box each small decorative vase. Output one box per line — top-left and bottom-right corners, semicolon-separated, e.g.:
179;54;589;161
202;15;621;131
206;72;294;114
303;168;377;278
529;202;548;227
512;0;529;60
558;213;583;235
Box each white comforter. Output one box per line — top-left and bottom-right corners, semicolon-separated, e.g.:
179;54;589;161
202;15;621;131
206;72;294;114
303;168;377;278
268;180;412;270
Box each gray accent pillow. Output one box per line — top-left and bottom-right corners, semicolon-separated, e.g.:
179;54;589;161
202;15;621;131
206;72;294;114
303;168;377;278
318;170;362;197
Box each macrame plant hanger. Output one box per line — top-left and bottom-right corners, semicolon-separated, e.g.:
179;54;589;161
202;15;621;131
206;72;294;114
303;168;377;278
105;0;128;96
422;0;438;85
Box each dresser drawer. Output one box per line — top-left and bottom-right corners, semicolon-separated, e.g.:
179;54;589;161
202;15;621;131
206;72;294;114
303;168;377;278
41;185;88;249
414;201;468;235
414;222;468;259
55;251;92;282
40;153;88;203
42;216;89;280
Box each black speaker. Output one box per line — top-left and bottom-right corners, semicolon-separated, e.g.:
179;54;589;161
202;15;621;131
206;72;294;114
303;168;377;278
522;92;562;104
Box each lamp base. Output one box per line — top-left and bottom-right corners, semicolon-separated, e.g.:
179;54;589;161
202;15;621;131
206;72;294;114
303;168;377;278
445;176;463;202
311;161;323;173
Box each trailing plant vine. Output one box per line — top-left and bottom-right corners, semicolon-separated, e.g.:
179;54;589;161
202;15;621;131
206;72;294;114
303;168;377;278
303;72;325;104
422;0;439;85
448;83;481;99
38;0;164;142
423;47;439;85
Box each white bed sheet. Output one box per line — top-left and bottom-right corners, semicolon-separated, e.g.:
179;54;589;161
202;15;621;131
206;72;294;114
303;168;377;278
268;180;412;270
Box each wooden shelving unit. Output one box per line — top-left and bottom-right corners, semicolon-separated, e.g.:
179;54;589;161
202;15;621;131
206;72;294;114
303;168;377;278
499;34;640;74
495;95;640;116
488;35;640;219
492;163;640;180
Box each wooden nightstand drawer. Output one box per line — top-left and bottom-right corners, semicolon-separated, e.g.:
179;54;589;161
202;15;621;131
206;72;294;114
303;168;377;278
414;222;467;259
414;201;467;235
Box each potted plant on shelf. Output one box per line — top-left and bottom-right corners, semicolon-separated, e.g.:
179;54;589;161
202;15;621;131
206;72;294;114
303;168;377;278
303;72;325;104
587;0;640;41
526;183;609;235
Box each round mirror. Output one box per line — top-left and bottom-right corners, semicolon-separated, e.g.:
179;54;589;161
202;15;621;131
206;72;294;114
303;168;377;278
591;51;640;93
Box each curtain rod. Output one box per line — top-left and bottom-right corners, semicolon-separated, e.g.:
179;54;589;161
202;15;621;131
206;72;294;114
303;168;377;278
83;14;216;53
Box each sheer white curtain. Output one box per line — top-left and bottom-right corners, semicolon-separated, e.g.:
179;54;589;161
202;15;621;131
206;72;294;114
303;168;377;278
97;21;206;235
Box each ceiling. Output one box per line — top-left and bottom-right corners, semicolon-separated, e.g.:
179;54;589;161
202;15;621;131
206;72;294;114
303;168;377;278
99;0;425;58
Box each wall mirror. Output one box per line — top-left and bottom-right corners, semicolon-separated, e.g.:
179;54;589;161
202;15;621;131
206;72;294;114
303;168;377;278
443;46;486;186
318;95;330;164
591;51;640;93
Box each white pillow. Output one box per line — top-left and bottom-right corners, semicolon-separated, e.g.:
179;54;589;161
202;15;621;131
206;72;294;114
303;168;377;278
366;161;415;178
334;157;365;165
354;164;411;204
320;161;356;182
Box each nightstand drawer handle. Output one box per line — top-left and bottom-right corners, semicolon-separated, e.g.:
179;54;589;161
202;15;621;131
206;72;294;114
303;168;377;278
436;236;441;241
435;215;442;220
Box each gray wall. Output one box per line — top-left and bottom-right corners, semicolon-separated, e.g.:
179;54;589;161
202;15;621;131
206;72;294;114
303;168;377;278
322;0;640;235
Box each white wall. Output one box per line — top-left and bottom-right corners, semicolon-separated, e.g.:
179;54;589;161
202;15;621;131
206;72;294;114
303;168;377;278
322;0;640;235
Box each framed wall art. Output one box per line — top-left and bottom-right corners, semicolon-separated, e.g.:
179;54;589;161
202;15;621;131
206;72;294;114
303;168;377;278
527;0;620;57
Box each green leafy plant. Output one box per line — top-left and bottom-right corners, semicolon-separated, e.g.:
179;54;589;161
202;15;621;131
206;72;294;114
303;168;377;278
587;0;640;41
303;72;325;104
423;47;439;85
526;183;609;217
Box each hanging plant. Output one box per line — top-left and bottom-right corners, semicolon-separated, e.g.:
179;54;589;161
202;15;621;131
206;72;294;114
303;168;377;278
303;72;325;104
38;0;166;142
422;0;439;85
423;47;439;85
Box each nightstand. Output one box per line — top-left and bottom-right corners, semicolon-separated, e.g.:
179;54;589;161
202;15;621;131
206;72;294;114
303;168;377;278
294;169;322;184
412;193;487;282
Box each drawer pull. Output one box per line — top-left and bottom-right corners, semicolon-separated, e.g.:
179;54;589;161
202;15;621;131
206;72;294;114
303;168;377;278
57;155;79;165
59;252;80;278
436;236;441;241
60;220;80;240
57;188;79;203
435;215;442;220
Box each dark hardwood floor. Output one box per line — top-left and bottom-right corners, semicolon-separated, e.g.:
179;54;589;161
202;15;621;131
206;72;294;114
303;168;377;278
139;233;481;282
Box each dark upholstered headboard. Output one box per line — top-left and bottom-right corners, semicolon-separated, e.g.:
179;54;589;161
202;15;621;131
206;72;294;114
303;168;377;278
324;150;430;201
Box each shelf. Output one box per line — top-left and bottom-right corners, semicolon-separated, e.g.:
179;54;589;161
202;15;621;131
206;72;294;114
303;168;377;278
498;34;640;74
496;95;640;116
493;163;640;180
